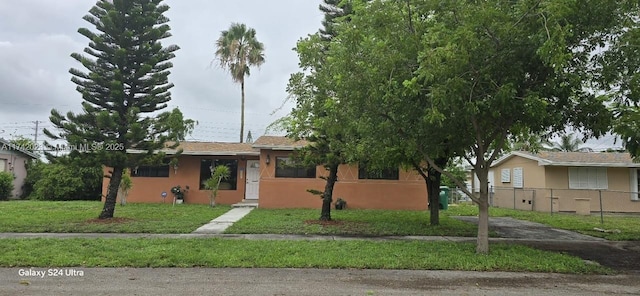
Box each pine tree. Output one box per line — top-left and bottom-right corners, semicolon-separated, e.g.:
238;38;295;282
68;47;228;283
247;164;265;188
319;0;353;41
44;0;193;219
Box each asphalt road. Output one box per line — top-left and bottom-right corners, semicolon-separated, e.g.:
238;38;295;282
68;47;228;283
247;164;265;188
2;268;639;296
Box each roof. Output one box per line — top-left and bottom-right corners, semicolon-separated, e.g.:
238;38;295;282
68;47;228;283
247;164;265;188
492;151;640;168
0;138;39;159
128;141;259;156
252;136;308;150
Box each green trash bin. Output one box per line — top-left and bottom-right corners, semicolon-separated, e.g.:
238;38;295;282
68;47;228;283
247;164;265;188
439;186;450;210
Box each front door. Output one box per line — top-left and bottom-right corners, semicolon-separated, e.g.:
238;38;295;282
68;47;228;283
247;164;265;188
245;160;260;200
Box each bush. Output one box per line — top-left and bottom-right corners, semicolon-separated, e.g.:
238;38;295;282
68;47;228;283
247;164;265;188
31;164;85;201
21;159;44;199
0;171;14;200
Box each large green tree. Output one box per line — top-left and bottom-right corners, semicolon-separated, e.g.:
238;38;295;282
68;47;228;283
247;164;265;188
595;2;640;156
280;0;357;221
214;23;265;143
319;0;461;225
45;0;194;219
323;0;627;253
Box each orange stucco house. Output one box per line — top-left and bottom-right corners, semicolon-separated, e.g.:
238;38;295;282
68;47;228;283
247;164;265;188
102;136;428;209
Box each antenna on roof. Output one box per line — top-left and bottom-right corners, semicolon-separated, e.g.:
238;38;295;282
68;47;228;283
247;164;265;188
246;130;253;143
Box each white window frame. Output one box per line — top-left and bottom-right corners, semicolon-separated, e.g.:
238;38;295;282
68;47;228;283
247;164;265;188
630;169;639;201
513;167;523;188
501;168;511;183
568;167;608;190
0;159;5;172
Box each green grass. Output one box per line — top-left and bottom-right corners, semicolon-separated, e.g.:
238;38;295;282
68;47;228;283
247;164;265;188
0;201;229;233
0;238;610;274
225;208;493;237
447;204;640;240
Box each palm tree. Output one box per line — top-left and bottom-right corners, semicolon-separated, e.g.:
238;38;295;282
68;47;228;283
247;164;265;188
547;133;591;152
214;23;265;143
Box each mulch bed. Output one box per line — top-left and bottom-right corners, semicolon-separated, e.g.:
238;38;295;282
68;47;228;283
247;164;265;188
84;217;136;224
304;220;346;226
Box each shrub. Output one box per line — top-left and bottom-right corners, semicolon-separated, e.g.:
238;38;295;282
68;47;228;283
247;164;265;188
31;164;84;201
21;159;44;199
0;171;14;200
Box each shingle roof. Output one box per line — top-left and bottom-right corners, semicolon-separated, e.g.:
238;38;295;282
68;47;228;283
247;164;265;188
0;138;39;159
252;136;308;150
128;141;259;156
493;151;640;168
536;151;634;164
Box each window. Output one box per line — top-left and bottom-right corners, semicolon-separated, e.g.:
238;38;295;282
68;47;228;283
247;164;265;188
512;167;523;188
0;159;5;172
358;164;399;180
275;157;316;178
131;164;169;177
501;169;511;183
568;167;607;189
200;159;238;190
629;169;640;201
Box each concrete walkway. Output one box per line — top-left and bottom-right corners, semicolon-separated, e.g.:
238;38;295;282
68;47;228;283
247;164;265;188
191;207;255;234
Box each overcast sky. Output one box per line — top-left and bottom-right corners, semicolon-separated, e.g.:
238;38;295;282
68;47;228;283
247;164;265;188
0;0;324;145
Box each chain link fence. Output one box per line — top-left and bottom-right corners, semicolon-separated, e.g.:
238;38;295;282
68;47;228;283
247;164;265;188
489;186;640;222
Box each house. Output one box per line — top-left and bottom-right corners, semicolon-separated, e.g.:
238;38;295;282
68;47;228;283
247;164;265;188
102;136;428;210
0;138;39;198
475;151;640;213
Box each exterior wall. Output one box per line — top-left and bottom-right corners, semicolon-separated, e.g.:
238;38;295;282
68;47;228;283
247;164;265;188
0;151;30;198
489;156;546;210
543;167;640;213
257;150;428;210
489;162;640;213
102;155;258;205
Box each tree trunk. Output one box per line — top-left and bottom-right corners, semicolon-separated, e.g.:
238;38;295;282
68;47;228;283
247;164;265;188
99;166;124;219
240;80;245;143
476;192;490;254
426;167;441;225
320;162;339;221
427;157;447;225
475;166;490;254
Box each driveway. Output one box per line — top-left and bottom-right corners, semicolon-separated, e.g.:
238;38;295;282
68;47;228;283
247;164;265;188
452;216;605;240
454;216;640;273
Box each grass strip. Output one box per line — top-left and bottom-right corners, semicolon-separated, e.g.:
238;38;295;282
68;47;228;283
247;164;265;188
0;238;610;274
225;208;485;237
0;201;229;233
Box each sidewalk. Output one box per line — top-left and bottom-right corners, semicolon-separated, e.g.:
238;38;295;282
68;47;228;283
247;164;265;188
191;207;254;234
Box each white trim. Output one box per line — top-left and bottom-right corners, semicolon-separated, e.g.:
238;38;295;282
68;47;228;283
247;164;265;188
488;170;495;189
492;151;551;167
630;168;636;200
491;151;640;168
546;162;640;168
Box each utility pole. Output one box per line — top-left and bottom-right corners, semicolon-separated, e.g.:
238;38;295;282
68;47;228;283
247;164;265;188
33;120;42;152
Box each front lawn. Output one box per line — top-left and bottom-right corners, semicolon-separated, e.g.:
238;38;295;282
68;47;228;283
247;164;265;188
0;238;610;274
225;208;489;237
0;201;229;233
448;204;640;240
